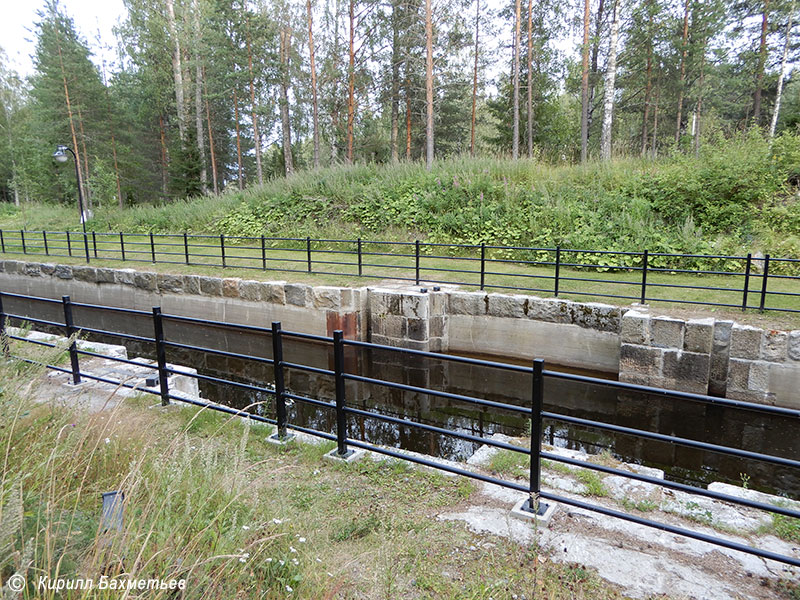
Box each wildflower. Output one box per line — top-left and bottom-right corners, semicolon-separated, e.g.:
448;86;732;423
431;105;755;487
298;537;306;543
279;560;285;566
266;558;273;563
104;438;110;444
272;518;282;525
242;525;250;530
292;558;299;565
289;546;297;553
286;586;293;593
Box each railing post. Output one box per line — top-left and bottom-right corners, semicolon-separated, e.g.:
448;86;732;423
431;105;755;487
261;235;267;271
0;293;9;358
415;240;420;286
480;243;486;290
333;330;349;456
271;322;291;439
43;231;49;256
152;307;170;406
82;231;90;263
357;238;363;277
306;236;312;273
119;232;125;262
150;232;156;263
184;232;190;265
220;234;226;268
92;231;98;259
759;254;770;313
640;249;649;305
0;230;4;253
529;358;545;514
554;246;561;297
66;231;72;257
742;253;752;311
62;295;81;385
20;230;26;255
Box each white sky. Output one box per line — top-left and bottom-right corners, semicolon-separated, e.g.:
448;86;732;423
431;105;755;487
0;0;126;78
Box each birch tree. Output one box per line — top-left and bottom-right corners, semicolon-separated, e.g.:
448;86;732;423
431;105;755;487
600;0;619;160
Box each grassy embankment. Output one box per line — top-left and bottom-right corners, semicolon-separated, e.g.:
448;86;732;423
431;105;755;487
0;347;629;599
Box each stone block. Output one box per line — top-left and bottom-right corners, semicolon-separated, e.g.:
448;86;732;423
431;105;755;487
114;268;135;285
684;318;714;354
285;283;310;306
341;288;356;311
264;282;286;305
2;261;21;273
650;316;685;349
487;293;526;318
23;263;41;277
134;272;157;291
527;297;572;323
729;324;763;360
238;280;263;301
73;266;97;282
429;316;446;338
182;275;201;295
789;331;800;362
199;276;223;296
713;320;734;347
40;263;55;276
0;261;4;272
748;360;771;392
761;330;788;362
429;291;448;315
378;315;406;339
399;294;428;319
95;268;116;284
449;291;487;316
661;350;710;394
407;318;428;341
313;286;342;310
157;273;184;294
726;359;751;392
569;302;622;333
222;278;239;298
620;310;650;345
619;343;663;378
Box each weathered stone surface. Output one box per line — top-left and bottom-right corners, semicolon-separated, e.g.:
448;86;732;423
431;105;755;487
661;350;710;393
199;276;222;296
729;324;763;360
3;261;21;273
182;275;201;295
95;268;116;284
684;318;714;354
375;315;406;338
789;331;800;362
157;273;184;294
429;316;446;338
726;359;752;392
40;263;55;276
713;320;733;347
487;293;526;319
619;344;663;378
285;283;310;306
134;271;157;291
429;291;448;315
264;282;286;304
650;316;685;348
399;294;428;319
620;310;650;345
238;280;263;301
222;278;239;298
748;360;771;392
449;291;487;316
407;318;428;341
313;286;341;310
341;288;357;311
73;266;97;282
114;268;135;285
570;302;622;333
23;263;41;277
527;297;572;323
760;330;788;363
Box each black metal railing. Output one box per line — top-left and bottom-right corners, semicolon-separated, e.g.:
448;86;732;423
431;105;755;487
1;288;799;568
0;229;798;313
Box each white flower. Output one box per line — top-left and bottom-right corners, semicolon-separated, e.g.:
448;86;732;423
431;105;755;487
266;558;273;562
239;557;247;563
289;546;297;553
286;585;293;592
298;537;306;543
279;560;285;566
272;518;282;525
315;558;322;563
104;438;110;444
292;558;299;565
242;525;250;530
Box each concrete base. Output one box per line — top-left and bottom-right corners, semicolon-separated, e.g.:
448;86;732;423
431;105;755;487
510;496;557;526
266;432;295;445
60;381;89;390
323;447;367;463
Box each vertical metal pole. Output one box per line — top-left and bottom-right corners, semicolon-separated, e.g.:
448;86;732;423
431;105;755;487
640;249;649;305
261;235;267;270
0;293;9;358
152;307;170;406
43;231;49;256
554;246;561;297
83;230;90;263
529;358;544;513
62;295;81;385
0;230;4;253
742;253;752;311
119;232;125;262
184;232;190;265
415;240;421;286
67;231;72;257
220;234;226;268
333;330;349;456
480;243;486;290
306;236;312;273
92;231;98;258
759;254;770;313
271;322;289;438
357;238;363;277
150;232;156;263
20;230;26;254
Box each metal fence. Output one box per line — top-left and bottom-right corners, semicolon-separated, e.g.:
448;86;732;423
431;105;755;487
0;229;798;313
1;289;799;568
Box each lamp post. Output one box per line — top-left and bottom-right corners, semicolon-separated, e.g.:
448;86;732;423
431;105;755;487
53;145;90;262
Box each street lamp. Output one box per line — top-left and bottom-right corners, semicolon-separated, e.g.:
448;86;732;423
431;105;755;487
53;145;90;262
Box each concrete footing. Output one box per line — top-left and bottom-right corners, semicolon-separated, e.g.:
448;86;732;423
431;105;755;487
323;447;367;463
510;496;557;526
266;432;295;446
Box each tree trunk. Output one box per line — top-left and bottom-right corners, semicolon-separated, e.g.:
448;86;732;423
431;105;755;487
101;60;123;207
587;0;605;139
651;78;660;157
192;0;207;192
166;0;187;143
204;73;219;195
640;14;653;156
389;0;401;162
346;0;356;164
470;0;479;157
580;0;590;162
600;0;619;161
674;0;690;144
753;0;770;126
769;1;794;139
425;0;434;169
159;115;169;196
526;0;533;158
512;0;521;159
233;90;244;189
76;105;92;210
279;27;294;176
308;0;321;167
406;84;412;160
330;0;341;163
246;23;263;184
694;43;706;157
